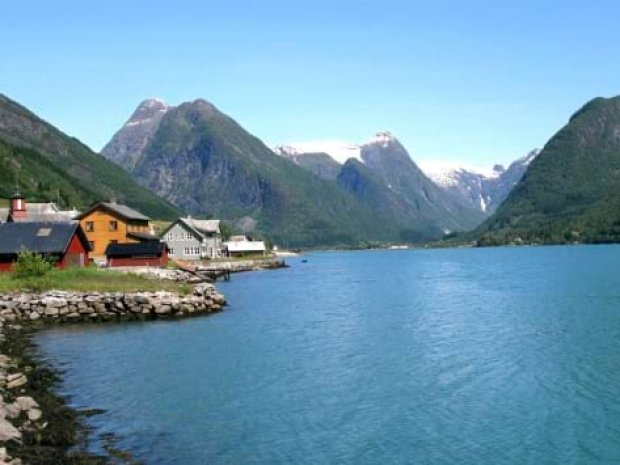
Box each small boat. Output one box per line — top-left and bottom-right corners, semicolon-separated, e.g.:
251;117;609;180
301;259;308;263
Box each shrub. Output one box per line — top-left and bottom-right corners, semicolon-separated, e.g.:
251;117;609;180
13;250;53;279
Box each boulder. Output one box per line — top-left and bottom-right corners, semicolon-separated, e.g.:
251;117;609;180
27;409;42;422
133;295;150;305
0;419;20;442
14;397;38;411
6;374;27;390
41;297;66;308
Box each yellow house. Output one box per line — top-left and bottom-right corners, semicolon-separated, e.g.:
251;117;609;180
75;202;153;259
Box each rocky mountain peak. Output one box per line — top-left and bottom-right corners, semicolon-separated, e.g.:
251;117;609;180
365;131;397;147
126;98;169;127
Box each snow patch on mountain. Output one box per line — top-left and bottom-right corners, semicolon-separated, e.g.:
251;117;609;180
274;140;362;164
274;131;405;165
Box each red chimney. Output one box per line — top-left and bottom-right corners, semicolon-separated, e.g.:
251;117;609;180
9;193;27;219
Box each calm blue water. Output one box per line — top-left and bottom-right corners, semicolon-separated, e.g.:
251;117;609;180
37;246;620;464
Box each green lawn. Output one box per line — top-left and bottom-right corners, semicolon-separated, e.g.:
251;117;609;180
0;266;189;294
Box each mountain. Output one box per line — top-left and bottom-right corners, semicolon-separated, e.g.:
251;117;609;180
274;146;341;181
102;98;170;171
421;150;538;213
0;94;180;219
336;159;448;241
275;132;485;234
103;100;485;246
476;95;620;245
103;99;408;247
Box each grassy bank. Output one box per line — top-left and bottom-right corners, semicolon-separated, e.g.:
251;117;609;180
0;267;188;294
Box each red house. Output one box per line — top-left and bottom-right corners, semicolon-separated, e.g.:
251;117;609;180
0;222;91;272
105;242;169;268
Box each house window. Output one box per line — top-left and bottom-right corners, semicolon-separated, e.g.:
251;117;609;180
187;232;193;241
109;220;118;232
88;241;95;250
179;232;184;241
169;248;175;255
85;221;94;232
184;247;190;255
167;233;174;242
110;240;118;245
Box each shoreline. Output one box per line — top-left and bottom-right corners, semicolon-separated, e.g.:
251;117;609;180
0;283;227;464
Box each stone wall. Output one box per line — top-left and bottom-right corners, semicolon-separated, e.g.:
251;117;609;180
0;283;226;324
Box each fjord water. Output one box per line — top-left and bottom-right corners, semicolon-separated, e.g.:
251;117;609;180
37;246;620;464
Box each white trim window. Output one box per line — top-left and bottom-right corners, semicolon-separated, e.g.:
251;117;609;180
167;233;174;242
169;248;175;255
179;232;185;241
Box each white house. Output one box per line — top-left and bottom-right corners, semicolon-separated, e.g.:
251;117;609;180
223;235;267;257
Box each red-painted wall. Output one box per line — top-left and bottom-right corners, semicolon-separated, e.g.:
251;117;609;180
107;252;168;268
0;262;12;272
58;232;90;269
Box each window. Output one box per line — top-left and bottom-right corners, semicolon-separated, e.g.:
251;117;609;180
169;248;175;255
110;240;118;245
167;233;174;242
85;221;94;232
184;247;190;255
179;232;185;241
187;232;193;241
109;220;118;232
88;241;95;250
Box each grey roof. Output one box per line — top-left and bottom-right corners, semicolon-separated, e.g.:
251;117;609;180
182;218;220;235
0;222;89;255
76;202;150;221
10;212;76;223
162;217;220;239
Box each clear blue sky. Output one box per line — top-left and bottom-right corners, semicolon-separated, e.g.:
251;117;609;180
2;0;619;168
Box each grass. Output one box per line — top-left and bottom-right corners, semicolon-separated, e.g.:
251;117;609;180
0;266;189;293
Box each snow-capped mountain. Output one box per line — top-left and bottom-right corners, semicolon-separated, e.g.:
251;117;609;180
419;150;539;213
275;135;538;215
276;132;486;234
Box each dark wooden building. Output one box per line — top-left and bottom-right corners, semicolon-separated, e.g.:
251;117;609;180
105;242;169;268
0;223;91;271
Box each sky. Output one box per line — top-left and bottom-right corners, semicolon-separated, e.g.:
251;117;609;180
2;0;620;170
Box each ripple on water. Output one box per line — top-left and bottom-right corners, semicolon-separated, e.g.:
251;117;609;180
35;246;620;464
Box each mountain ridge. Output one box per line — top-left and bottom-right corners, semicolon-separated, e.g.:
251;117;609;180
103;99;485;245
0;94;181;219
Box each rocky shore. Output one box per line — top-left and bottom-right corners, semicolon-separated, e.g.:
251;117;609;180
0;282;227;464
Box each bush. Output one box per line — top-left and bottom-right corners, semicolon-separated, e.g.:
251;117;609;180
13;250;53;279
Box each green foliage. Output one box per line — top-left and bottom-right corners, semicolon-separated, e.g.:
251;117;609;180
12;250;53;279
0;94;181;219
219;222;233;241
475;95;620;246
